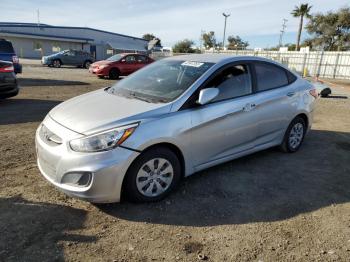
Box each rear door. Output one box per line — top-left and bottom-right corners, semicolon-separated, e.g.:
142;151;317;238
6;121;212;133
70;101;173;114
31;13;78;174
188;63;260;170
251;61;299;146
135;55;149;70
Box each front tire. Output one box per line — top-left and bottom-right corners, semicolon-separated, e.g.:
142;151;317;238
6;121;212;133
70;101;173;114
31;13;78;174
109;68;120;79
52;59;61;68
123;147;181;202
280;116;306;153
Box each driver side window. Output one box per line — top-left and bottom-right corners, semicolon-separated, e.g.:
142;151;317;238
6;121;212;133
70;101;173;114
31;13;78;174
125;55;136;63
207;64;252;102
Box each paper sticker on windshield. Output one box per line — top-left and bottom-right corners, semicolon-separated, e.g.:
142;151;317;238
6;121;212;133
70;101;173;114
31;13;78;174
181;61;204;67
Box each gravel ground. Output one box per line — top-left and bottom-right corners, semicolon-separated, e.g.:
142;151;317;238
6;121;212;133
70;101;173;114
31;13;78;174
0;65;350;262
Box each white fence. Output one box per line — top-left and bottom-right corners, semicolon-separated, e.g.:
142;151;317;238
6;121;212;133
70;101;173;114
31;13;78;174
151;51;350;80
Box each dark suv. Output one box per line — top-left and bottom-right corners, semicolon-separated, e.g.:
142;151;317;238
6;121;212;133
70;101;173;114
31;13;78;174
41;49;95;68
0;39;22;74
0;60;19;99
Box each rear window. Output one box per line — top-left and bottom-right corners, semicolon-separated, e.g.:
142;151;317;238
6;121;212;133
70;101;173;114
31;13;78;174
0;40;15;53
255;62;289;91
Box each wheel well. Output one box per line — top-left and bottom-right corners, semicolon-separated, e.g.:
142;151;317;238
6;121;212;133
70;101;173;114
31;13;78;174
53;58;62;64
110;67;120;73
296;113;308;128
120;142;186;200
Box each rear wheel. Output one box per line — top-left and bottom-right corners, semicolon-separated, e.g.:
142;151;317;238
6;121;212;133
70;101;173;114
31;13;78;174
280;117;306;153
109;68;120;79
83;60;92;69
52;59;61;68
124;147;181;202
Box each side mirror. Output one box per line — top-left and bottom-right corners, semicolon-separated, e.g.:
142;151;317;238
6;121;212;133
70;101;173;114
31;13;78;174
197;88;219;105
121;59;126;63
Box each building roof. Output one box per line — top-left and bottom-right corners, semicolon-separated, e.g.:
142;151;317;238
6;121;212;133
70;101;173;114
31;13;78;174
107;41;147;52
0;22;147;42
0;30;93;43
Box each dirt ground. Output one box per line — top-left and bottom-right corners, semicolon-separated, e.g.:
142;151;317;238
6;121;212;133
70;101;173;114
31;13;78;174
0;64;350;262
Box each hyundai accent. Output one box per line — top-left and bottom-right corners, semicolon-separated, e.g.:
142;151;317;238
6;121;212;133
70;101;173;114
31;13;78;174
35;54;317;203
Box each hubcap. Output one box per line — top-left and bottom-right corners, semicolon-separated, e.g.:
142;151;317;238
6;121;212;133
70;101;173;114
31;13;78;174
85;62;91;68
288;122;304;149
136;158;174;197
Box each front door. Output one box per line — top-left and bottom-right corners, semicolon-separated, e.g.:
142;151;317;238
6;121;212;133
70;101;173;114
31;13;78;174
189;63;260;170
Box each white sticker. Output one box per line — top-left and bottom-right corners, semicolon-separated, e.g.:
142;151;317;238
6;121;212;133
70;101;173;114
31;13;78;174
181;61;204;67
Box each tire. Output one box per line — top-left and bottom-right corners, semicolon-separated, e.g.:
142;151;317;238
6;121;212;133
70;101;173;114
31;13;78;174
109;68;120;79
83;60;92;69
123;147;182;203
52;59;61;68
280;116;306;153
320;87;331;98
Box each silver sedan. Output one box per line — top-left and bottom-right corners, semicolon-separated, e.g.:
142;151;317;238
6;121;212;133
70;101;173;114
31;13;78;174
35;54;317;203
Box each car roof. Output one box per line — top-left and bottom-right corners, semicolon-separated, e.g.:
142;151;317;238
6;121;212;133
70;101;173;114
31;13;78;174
165;54;280;64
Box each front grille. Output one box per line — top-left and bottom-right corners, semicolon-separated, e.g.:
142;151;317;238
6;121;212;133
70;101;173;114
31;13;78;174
39;124;63;146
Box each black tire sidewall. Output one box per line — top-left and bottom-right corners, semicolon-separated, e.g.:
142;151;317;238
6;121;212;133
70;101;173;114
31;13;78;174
124;147;181;202
84;60;91;69
109;68;119;79
283;117;306;153
53;59;61;68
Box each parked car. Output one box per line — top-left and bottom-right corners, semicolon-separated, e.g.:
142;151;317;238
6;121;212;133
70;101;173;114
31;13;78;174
0;60;19;99
89;53;154;79
41;50;95;68
36;55;317;203
0;39;22;74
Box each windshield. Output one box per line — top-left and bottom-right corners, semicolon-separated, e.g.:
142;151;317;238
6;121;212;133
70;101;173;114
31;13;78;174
107;54;123;61
107;59;214;103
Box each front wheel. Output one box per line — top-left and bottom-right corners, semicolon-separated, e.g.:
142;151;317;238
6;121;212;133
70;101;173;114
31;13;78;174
52;59;61;68
109;68;120;79
123;147;182;202
280;117;306;153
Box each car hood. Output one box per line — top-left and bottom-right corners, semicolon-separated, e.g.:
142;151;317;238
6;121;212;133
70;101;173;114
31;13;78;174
49;88;171;135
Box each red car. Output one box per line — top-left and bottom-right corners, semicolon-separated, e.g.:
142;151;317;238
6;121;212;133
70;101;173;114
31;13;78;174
89;53;154;79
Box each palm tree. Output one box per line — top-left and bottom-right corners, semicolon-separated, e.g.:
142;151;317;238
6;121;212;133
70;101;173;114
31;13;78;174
291;3;312;51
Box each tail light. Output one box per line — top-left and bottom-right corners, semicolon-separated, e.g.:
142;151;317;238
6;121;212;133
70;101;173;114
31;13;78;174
0;65;14;73
309;88;318;99
12;55;19;64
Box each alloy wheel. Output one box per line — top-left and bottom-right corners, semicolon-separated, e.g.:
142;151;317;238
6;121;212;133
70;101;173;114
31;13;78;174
288;122;304;149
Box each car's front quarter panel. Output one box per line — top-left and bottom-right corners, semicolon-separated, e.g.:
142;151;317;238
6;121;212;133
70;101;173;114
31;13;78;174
121;110;193;175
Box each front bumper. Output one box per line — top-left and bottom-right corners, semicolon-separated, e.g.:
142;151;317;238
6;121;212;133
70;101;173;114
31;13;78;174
89;66;108;76
35;116;140;203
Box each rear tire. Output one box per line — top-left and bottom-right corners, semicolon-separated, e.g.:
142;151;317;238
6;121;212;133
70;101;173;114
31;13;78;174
52;59;61;68
123;147;182;203
109;68;120;79
83;60;92;69
280;116;306;153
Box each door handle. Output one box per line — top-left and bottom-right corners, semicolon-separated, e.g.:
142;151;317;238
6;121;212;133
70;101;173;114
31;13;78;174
242;103;256;112
287;92;295;97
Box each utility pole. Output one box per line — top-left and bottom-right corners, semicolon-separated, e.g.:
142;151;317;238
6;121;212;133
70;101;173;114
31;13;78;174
222;13;230;50
37;9;40;27
199;29;205;51
279;18;288;47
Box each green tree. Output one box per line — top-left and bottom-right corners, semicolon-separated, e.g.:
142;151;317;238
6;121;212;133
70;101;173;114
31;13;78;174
227;35;249;50
202;31;216;49
172;39;195;53
306;7;350;51
142;33;162;46
291;3;312;50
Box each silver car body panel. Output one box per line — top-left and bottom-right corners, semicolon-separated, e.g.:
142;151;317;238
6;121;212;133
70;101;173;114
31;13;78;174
36;54;315;202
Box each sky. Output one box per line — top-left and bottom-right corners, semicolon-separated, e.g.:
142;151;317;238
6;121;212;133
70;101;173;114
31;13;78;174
1;0;349;48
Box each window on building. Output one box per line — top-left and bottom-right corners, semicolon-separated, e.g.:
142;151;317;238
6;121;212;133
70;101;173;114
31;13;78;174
33;41;42;51
106;49;114;55
52;43;61;52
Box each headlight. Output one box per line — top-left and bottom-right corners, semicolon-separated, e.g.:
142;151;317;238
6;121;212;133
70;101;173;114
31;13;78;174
98;65;107;69
69;123;138;152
